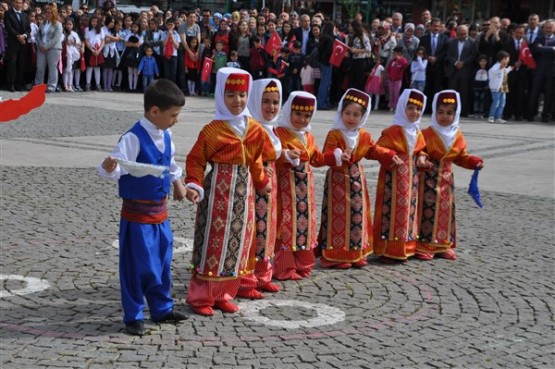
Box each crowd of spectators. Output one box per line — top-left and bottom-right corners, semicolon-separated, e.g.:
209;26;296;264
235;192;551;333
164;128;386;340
1;0;553;122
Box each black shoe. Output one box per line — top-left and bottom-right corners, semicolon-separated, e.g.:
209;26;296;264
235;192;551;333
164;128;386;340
154;310;189;323
125;320;145;336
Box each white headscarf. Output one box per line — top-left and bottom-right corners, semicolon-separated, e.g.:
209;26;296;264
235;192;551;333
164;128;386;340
213;67;253;136
278;91;317;143
430;89;461;150
392;88;427;153
247;78;282;158
332;88;372;149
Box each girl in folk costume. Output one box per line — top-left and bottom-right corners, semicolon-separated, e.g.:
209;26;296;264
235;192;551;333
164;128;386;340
185;68;271;316
416;90;484;260
318;89;401;269
373;89;431;263
238;78;284;299
273;92;336;280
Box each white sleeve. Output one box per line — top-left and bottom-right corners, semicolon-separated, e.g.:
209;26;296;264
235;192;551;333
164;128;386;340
97;132;140;180
168;139;183;183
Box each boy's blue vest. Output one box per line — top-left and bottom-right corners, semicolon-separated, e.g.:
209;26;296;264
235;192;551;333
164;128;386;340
119;122;171;201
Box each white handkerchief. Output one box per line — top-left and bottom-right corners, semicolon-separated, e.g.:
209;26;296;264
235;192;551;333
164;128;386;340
114;158;168;178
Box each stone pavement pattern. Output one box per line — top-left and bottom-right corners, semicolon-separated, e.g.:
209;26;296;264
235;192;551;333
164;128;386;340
0;91;554;369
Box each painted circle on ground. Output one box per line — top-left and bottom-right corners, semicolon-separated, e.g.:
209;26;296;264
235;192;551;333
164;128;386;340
238;299;346;329
111;237;193;254
0;274;50;298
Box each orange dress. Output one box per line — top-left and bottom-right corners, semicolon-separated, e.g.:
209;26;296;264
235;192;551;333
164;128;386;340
240;125;280;290
373;125;427;260
417;127;482;254
185;118;269;308
318;129;396;266
273;126;335;279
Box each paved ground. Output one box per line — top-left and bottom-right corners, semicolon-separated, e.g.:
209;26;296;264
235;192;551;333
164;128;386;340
0;90;554;369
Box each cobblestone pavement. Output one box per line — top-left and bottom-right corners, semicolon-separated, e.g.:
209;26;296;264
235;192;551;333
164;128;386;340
1;91;554;369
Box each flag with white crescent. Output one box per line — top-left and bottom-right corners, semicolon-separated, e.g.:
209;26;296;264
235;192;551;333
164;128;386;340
329;39;348;67
201;57;214;83
519;41;536;69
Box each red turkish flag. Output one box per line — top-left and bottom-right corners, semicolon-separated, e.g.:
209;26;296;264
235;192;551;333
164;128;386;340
329;39;348;67
519;41;536;69
265;31;282;61
201;57;213;83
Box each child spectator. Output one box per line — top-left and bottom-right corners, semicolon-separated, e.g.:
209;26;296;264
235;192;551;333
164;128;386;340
249;35;269;80
373;89;430;263
410;46;427;92
199;36;212;96
97;79;188;336
488;50;512;124
287;41;304;94
123;22;142;92
240;78;284;297
161;19;181;84
226;50;241;69
62;18;81;92
318;88;400;269
268;47;289;97
211;40;228;89
273;91;336;280
138;46;160;91
365;54;385;110
472;55;489;119
386;46;408;111
185;68;271;316
416;90;484;260
300;59;315;94
184;37;200;96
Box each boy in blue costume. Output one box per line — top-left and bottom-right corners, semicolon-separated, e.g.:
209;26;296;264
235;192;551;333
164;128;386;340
98;79;188;336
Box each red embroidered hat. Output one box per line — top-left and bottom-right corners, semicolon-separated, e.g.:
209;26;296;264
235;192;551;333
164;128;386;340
343;88;369;109
407;90;425;108
436;91;458;109
264;80;279;93
291;95;316;112
225;73;250;92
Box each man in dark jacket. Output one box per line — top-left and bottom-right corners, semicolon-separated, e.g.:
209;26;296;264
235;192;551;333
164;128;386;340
5;0;31;91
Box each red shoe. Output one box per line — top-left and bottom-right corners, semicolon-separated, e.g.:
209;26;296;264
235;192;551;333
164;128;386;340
236;288;265;299
215;300;240;313
191;305;214;316
260;282;281;293
415;252;434;261
334;263;352;269
297;271;311;278
352;260;368;268
437;249;457;260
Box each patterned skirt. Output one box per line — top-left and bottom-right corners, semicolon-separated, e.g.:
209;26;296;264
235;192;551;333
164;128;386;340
373;153;420;259
276;162;317;251
191;163;255;281
417;160;456;253
318;162;373;263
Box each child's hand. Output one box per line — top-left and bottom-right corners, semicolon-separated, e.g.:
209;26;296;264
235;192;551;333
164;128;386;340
264;166;274;177
288;149;302;160
390;154;403;167
341;149;352;163
102;156;118;173
416;155;432;170
259;182;272;196
185;188;200;204
476;161;484;170
173;181;187;201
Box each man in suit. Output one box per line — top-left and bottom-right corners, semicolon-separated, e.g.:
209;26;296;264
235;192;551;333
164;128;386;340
419;18;448;113
293;14;313;56
504;25;529;121
445;25;477;117
4;0;31;92
529;19;555;122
